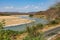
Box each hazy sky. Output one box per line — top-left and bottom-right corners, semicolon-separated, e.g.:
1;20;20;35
0;0;60;12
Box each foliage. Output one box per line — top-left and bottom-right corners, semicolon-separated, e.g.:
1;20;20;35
0;19;5;29
0;30;19;40
19;30;26;34
0;20;26;40
26;23;45;37
23;32;45;40
49;20;59;25
36;23;44;29
23;36;40;40
26;26;40;37
55;17;60;22
29;14;33;17
25;23;46;40
55;37;60;40
0;29;26;40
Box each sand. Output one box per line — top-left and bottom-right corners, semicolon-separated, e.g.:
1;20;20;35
0;16;32;27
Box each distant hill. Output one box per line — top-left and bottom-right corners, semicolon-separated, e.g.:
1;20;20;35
0;12;28;15
0;12;37;15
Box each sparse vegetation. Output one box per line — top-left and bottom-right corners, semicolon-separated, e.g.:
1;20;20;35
26;23;45;37
55;37;60;40
0;20;26;40
36;23;44;29
29;14;33;17
50;20;59;25
24;23;46;40
0;19;5;29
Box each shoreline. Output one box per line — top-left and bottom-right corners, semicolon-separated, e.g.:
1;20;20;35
4;20;35;28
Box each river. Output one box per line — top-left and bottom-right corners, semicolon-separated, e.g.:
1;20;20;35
4;15;48;31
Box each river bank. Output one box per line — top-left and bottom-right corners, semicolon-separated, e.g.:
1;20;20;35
0;16;33;27
0;15;48;31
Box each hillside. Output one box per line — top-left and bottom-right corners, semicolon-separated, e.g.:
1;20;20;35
34;3;60;19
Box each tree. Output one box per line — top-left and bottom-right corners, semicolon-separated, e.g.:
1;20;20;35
29;14;33;17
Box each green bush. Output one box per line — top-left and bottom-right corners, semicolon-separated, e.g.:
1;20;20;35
36;23;44;29
26;25;40;37
23;32;45;40
0;30;21;40
29;14;33;17
23;36;40;40
0;19;5;29
55;37;60;40
49;20;59;25
26;24;45;38
0;20;26;40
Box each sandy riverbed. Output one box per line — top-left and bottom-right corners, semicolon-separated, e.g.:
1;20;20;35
0;16;33;27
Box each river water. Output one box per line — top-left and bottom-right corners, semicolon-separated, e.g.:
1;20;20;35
4;15;48;31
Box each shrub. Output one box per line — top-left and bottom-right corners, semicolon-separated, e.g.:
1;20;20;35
0;19;5;29
29;14;33;17
26;25;40;37
23;32;45;40
36;23;44;29
50;20;59;25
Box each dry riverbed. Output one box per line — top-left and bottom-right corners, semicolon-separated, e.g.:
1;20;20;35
0;16;33;27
